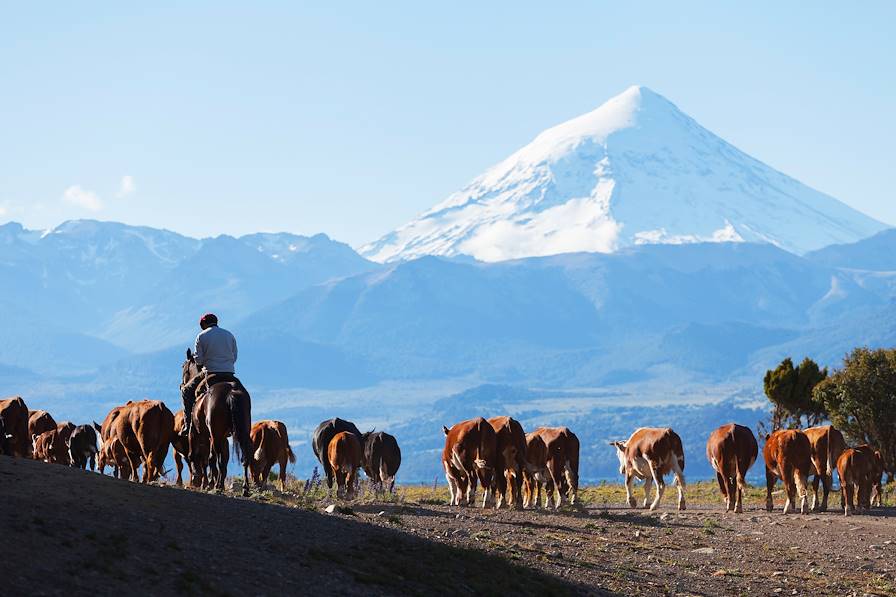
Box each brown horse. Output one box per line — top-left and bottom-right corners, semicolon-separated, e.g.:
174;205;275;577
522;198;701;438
187;395;213;489
182;350;252;496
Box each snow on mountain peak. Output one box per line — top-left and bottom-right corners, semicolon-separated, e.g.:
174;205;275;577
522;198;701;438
361;86;886;263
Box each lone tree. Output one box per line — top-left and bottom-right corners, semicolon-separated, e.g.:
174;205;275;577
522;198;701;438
814;347;896;481
762;357;828;431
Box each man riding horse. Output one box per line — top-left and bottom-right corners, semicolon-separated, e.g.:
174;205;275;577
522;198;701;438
180;313;246;436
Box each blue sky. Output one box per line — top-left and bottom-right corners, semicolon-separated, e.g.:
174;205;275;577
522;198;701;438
1;2;893;246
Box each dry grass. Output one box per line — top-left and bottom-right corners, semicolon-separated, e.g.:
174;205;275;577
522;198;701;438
229;469;896;512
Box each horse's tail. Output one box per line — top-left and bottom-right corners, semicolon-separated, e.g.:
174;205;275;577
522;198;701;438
227;389;252;467
286;442;297;464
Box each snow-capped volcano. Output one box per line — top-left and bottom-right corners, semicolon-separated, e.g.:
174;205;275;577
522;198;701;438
361;86;886;263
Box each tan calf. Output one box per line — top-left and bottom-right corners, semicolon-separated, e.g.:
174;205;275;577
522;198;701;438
327;431;361;499
250;420;296;491
611;427;686;511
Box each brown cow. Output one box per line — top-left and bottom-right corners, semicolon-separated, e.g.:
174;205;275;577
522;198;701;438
531;427;580;509
98;405;137;479
763;429;811;514
837;445;880;516
97;436;136;480
522;432;549;509
32;427;70;465
54;422;76;466
28;410;57;440
104;400;174;483
171;410;190;486
327;431;362;499
803;425;847;512
31;430;57;462
442;418;497;508
0;396;31;458
487;416;527;509
250;420;296;491
611;427;686;511
706;423;758;513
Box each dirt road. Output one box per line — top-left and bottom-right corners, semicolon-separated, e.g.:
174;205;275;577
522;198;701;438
2;456;894;596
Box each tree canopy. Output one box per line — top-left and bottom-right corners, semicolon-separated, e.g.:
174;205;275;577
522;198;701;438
814;347;896;478
762;356;828;431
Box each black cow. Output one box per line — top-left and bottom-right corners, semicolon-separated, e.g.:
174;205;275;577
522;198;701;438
68;423;101;470
361;431;401;493
0;416;11;456
312;418;363;490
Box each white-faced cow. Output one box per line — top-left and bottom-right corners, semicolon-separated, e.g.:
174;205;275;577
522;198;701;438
68;423;101;470
611;427;686;511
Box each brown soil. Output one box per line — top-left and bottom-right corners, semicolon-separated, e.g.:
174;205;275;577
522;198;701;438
2;457;895;596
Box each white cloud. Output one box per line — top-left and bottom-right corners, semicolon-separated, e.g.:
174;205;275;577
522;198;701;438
62;185;103;211
0;205;7;217
117;175;136;198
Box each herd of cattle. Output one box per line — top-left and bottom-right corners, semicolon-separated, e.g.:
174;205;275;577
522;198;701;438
0;395;400;499
0;394;888;516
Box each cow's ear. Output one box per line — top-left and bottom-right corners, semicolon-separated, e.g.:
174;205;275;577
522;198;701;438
93;421;102;432
442;425;450;436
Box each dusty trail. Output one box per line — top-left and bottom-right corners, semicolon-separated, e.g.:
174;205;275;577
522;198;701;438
2;456;895;596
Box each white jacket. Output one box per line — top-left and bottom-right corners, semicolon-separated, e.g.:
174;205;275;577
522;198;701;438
194;326;238;373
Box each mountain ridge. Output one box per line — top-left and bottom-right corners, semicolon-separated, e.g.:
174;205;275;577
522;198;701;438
361;85;885;263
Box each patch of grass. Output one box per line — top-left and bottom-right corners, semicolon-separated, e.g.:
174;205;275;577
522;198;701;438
702;519;719;535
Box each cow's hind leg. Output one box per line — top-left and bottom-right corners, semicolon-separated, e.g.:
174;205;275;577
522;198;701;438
820;472;831;512
715;471;729;509
647;461;665;511
671;463;685;511
794;469;808;514
444;463;459;505
624;470;637;508
810;474;820;511
642;475;654;508
564;460;578;506
765;466;777;512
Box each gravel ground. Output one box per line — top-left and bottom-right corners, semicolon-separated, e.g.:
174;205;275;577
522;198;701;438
2;456;894;596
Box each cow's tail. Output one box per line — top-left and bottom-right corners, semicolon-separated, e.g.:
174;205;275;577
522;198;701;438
228;390;252;467
286;443;297;464
474;420;492;471
825;426;834;477
253;427;266;463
